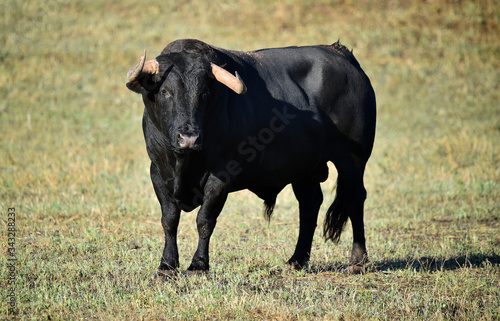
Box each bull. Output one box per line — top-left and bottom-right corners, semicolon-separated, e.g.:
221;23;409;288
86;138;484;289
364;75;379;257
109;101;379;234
126;39;376;277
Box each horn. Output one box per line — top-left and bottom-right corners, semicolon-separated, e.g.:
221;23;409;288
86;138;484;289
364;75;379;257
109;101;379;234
210;63;247;94
127;50;159;82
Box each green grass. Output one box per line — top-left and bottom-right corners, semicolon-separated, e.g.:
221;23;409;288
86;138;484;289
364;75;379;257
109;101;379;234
1;0;499;319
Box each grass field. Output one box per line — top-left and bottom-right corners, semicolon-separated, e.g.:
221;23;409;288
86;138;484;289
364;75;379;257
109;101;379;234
1;0;499;319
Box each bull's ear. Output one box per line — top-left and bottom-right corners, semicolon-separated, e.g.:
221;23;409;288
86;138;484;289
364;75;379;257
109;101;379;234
126;50;160;94
126;80;146;94
126;76;159;94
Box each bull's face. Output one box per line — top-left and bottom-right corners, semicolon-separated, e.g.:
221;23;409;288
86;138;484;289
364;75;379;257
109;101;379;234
126;50;246;152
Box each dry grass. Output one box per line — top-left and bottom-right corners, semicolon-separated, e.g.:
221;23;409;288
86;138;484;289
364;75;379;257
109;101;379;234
1;0;499;319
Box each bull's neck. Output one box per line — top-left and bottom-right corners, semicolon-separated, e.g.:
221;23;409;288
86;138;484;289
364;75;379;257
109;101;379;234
171;151;202;202
170;152;186;200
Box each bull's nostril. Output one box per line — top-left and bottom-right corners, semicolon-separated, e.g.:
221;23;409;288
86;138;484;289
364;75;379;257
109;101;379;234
177;133;201;149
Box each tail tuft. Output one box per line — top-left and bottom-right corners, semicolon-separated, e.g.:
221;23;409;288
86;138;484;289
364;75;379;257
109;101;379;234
323;179;350;242
263;196;276;221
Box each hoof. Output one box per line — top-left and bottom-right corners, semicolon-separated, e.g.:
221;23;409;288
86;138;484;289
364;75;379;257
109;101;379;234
346;260;371;274
154;269;178;280
185;269;209;277
346;254;370;274
345;265;365;274
285;259;309;272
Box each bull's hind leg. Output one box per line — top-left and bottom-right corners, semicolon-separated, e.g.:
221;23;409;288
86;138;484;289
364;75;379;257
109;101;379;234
344;171;369;274
325;154;369;274
288;178;323;269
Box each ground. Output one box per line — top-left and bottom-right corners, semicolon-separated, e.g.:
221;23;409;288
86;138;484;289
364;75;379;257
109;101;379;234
1;0;499;319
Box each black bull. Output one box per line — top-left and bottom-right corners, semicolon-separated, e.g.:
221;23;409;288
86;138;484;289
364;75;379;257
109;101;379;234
126;39;376;276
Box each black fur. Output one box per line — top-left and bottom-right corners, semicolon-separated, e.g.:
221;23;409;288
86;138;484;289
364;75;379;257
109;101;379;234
126;39;376;273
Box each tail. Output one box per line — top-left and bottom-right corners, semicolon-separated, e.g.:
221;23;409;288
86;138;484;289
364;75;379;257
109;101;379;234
323;178;350;242
263;195;277;222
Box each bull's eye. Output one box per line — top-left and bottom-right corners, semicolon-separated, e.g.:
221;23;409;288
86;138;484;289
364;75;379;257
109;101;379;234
161;89;171;98
201;92;208;100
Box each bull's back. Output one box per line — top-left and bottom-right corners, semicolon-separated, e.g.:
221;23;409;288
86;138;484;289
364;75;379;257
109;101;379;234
241;45;376;155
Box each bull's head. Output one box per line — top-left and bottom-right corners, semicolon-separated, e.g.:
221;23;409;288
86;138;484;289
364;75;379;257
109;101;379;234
126;50;246;151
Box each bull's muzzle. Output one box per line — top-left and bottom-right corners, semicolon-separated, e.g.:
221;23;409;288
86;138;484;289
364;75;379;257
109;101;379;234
177;132;202;150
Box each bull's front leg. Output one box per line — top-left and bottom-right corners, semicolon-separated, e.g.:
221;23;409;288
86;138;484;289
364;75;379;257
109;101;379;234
157;201;181;278
151;164;181;278
187;176;228;274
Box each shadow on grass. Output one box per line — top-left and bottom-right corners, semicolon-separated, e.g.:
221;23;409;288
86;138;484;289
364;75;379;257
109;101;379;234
371;253;500;272
310;253;500;274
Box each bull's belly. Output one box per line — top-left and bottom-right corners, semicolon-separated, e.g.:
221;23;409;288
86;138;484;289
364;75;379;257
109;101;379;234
229;148;327;195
